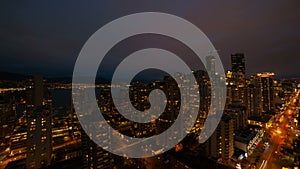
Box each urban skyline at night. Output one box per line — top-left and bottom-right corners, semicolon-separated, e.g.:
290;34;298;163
1;1;300;169
1;51;300;169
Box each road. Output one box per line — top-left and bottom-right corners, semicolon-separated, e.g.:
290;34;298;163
257;89;300;169
0;139;81;169
0;154;26;169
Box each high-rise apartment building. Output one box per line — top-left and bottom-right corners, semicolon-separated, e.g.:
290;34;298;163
0;93;15;138
206;56;216;77
256;72;275;113
205;114;234;164
231;53;246;105
81;129;116;169
26;76;52;169
231;53;245;86
226;103;247;131
80;86;120;169
245;84;260;117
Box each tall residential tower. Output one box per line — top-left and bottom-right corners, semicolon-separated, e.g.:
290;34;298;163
26;76;52;169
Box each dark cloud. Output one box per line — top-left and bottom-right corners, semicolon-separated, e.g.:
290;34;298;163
0;0;299;78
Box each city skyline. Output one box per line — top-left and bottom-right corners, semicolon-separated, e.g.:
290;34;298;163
1;1;300;169
1;50;300;168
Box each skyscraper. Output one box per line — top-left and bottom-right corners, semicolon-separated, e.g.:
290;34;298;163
231;53;246;105
80;87;119;169
205;114;234;164
81;129;116;169
256;72;275;113
245;84;260;117
0;93;15;138
226;103;247;130
206;55;216;77
231;53;245;85
26;76;52;169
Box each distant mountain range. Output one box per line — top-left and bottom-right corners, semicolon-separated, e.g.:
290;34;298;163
0;72;110;84
2;71;297;84
0;70;168;84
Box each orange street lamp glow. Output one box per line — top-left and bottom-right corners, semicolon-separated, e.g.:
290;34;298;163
276;129;282;134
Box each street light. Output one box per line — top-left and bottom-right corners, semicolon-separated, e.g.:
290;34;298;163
276;128;282;134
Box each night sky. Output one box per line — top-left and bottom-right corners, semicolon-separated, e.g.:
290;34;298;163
0;1;299;78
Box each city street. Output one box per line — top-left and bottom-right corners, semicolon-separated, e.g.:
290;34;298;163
251;90;300;169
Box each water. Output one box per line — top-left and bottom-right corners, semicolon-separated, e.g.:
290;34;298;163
50;88;102;115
